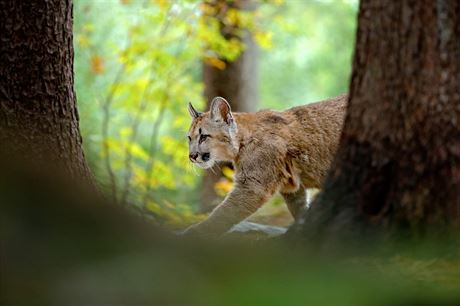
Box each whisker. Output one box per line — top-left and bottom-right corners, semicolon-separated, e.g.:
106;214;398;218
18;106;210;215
210;166;216;175
191;164;198;176
185;162;196;176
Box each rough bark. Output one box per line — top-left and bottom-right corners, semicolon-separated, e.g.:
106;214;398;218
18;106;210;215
0;0;92;181
291;0;460;242
201;0;258;212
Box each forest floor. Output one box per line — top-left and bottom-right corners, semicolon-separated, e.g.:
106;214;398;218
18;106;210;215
248;197;294;227
226;195;295;239
248;189;320;227
218;189;325;239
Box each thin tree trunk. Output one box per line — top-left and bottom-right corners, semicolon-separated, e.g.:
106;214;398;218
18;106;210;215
0;0;92;181
201;0;258;212
291;0;460;242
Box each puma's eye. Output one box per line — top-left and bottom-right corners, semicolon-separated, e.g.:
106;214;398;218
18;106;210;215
199;134;210;144
187;136;191;142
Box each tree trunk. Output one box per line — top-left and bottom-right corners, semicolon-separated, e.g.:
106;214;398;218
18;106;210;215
291;0;460;242
201;0;258;212
0;0;92;181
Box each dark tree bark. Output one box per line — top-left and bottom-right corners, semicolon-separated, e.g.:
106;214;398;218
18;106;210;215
0;0;92;181
201;0;258;211
291;1;460;242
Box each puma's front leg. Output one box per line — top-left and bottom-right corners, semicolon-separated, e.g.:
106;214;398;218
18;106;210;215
184;184;272;236
281;188;307;220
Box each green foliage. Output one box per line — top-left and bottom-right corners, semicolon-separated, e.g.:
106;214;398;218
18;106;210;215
75;0;206;226
259;0;358;108
74;0;357;226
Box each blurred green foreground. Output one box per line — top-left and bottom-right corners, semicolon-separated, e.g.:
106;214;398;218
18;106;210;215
1;165;460;306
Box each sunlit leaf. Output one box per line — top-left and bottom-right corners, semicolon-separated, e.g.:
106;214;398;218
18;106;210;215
154;0;169;8
200;3;217;16
204;56;226;70
90;55;104;74
214;179;233;196
254;31;273;49
119;127;132;138
127;142;149;161
78;35;90;47
222;166;234;180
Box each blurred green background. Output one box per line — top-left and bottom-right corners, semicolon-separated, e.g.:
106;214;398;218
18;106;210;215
74;0;357;227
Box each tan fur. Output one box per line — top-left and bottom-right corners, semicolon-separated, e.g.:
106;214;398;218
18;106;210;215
185;94;347;235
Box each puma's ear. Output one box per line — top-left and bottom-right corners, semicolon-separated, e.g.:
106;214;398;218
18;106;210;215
188;102;201;119
210;97;233;124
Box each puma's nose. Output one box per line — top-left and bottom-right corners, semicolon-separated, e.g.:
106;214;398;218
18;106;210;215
189;153;198;161
202;152;210;162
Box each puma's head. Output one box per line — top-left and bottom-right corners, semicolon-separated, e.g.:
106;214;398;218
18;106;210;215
187;97;238;169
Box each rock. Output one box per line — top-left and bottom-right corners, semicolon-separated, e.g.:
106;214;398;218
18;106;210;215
227;221;288;239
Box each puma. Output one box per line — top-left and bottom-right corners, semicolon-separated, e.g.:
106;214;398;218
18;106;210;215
185;94;347;236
